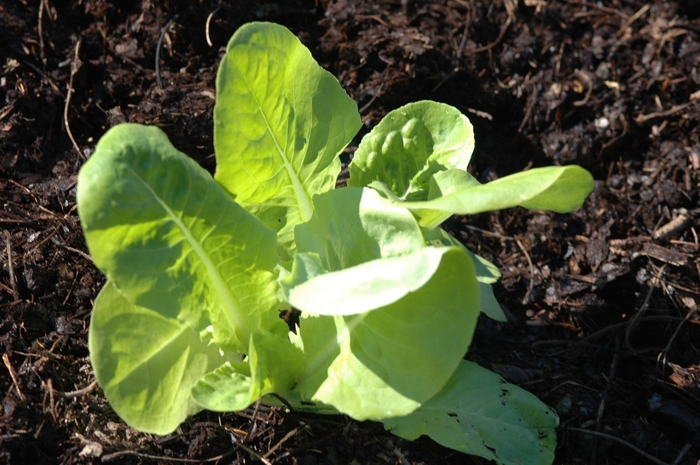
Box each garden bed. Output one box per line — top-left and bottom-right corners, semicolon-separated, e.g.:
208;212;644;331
1;1;699;463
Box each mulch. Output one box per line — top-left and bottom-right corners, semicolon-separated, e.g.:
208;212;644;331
1;1;699;464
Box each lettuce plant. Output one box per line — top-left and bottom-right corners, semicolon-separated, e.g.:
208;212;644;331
76;22;594;465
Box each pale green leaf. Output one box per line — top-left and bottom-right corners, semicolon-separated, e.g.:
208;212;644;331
89;282;233;435
292;247;480;421
295;187;425;270
408;169;481;229
280;186;432;315
77;123;283;354
348;101;475;200
286;247;450;316
214;22;362;261
383;360;559;465
192;332;303;411
397;165;594;217
424;227;506;321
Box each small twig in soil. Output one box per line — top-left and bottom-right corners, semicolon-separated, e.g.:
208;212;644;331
518;85;539;133
205;8;220;47
0;282;16;297
616;3;650;37
393;447;412;465
262;426;301;460
156;15;179;89
2;353;25;401
463;224;514;241
44;378;58;423
670;443;693;465
463;0;514;56
652;211;693;240
359;84;384;114
572;70;593;107
567;427;671;465
233;437;273;465
60;244;92;262
18;58;61;94
60;275;77;306
515;237;536;304
102;449;236;463
657;307;697;372
563;0;629;19
270;430;341;463
64;39;84;160
52;380;98;399
244;398;263;444
635;102;693;123
24;227;58;259
591;337;620;465
38;0;46;62
4;231;19;300
354;14;389;26
466;108;493;120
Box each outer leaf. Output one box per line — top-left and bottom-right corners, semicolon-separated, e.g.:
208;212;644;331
396;165;595;217
292;247;480;421
383;360;559;465
214;22;362;261
424;227;506;322
77;123;283;354
191;332;303;411
348;101;474;200
89;282;233;435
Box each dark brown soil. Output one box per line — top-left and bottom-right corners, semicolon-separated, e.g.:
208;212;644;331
2;1;700;464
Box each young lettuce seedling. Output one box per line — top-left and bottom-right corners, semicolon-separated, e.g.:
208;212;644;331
77;22;593;465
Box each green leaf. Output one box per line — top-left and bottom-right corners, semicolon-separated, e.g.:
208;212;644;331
348;101;475;200
286;247;452;316
291;247;481;421
280;187;479;419
191;332;303;412
77;123;283;354
383;360;559;465
408;169;481;229
295;187;425;270
397;165;595;219
89;282;233;435
281;186;445;315
214;22;362;261
424;227;505;322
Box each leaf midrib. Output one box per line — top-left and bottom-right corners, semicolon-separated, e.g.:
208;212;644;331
234;58;314;222
128;166;253;343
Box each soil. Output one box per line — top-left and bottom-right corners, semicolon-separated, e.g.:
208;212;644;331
1;0;700;464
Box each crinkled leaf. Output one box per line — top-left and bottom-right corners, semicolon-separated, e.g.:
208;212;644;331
89;282;233;435
192;333;303;411
348;101;474;201
77;123;283;354
214;22;362;261
396;165;594;218
383;360;559;465
291;247;480;421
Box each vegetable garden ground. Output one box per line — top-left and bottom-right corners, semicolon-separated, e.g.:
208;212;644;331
1;0;699;463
